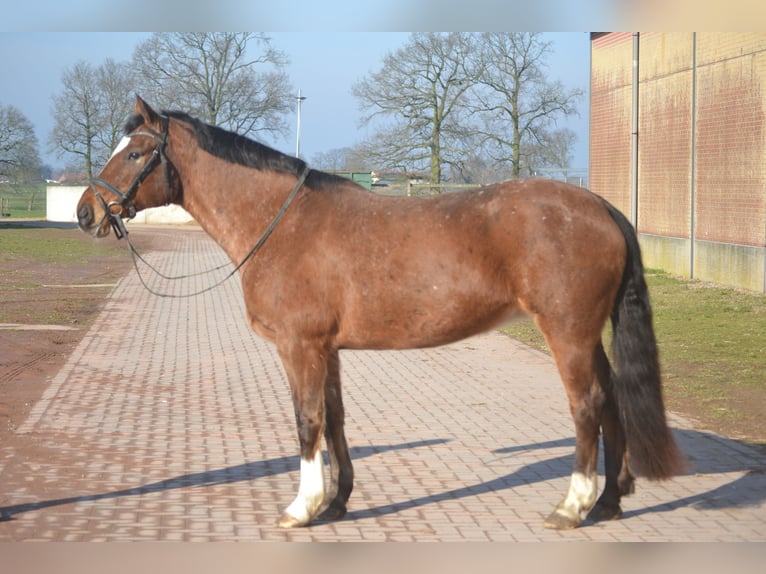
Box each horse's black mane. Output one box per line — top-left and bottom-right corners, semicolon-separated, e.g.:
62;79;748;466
168;110;310;177
124;110;354;190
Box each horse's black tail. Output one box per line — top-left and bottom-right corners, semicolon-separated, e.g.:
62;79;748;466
604;201;686;479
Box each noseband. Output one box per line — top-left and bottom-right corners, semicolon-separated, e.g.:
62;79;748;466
89;115;173;239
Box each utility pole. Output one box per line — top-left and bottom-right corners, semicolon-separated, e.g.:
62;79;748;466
295;88;306;158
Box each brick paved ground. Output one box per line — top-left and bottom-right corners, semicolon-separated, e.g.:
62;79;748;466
1;227;764;541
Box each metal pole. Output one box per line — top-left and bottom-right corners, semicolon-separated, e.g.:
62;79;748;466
295;88;306;158
690;33;697;279
631;32;640;228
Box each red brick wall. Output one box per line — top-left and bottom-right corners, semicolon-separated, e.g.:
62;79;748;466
590;33;633;216
694;34;766;247
590;32;766;248
637;33;694;239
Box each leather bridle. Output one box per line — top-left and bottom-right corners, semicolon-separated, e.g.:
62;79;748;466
85;113;312;298
88;114;174;239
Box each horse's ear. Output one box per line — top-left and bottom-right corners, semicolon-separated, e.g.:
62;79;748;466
134;95;160;126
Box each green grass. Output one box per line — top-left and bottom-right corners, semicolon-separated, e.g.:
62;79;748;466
647;272;765;430
0;228;127;263
0;227;129;325
502;270;766;442
0;185;47;219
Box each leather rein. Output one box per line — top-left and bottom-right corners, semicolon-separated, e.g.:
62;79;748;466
87;115;311;298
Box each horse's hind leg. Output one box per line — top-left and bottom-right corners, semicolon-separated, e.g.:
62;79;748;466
276;338;328;528
317;350;354;522
542;335;605;530
587;343;635;522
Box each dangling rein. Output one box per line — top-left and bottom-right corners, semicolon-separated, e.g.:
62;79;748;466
119;166;311;298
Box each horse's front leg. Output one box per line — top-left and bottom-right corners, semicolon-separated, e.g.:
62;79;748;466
276;337;328;528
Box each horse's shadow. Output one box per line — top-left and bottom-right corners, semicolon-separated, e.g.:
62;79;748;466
1;429;764;525
343;429;766;523
621;428;766;520
0;439;448;522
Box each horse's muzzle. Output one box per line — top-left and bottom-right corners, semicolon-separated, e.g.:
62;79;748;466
77;202;95;230
77;200;111;238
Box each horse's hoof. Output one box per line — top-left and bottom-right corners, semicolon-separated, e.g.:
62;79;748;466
317;502;347;522
543;509;582;530
276;512;309;529
586;502;623;523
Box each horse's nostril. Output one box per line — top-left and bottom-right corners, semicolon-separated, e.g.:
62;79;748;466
77;204;93;227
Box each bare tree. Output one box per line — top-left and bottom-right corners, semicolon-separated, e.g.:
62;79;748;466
49;59;135;179
96;59;137;155
352;33;482;185
475;33;582;177
50;61;99;180
0;103;41;184
526;127;577;176
132;33;293;139
448;152;515;186
311;147;352;172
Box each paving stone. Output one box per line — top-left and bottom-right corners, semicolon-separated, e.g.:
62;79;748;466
1;227;764;541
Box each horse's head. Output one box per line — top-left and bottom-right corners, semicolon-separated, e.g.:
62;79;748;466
77;96;178;238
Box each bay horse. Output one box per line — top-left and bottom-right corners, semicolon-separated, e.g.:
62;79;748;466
77;96;684;530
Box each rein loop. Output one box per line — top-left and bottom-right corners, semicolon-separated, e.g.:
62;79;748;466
123;165;311;298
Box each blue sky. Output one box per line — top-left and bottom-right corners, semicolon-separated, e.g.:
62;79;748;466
0;32;591;172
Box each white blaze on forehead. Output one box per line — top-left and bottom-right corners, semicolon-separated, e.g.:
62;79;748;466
109;136;131;160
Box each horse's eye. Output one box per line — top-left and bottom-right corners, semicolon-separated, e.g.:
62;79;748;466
127;151;141;161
